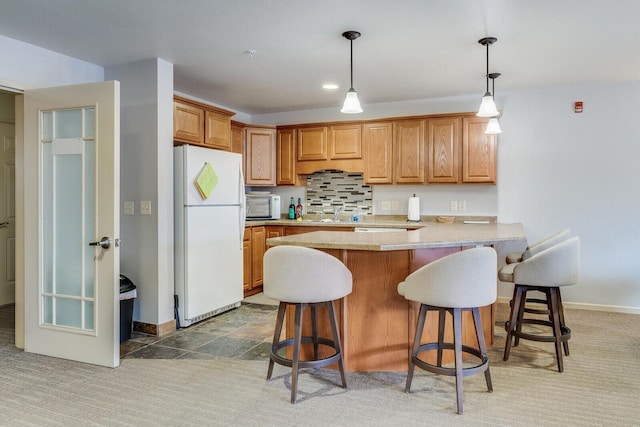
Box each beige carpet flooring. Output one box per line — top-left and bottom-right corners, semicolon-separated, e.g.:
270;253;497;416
1;303;639;426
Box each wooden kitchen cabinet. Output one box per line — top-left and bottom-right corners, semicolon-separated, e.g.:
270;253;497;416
277;128;296;185
242;228;252;292
245;126;277;186
204;109;232;150
427;117;461;183
230;121;244;155
462;117;496;183
297;126;328;161
249;226;266;293
364;122;394;184
329;124;362;159
173;96;235;150
394;119;426;183
173;99;205;144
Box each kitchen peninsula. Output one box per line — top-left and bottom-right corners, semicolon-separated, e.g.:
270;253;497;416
266;222;525;372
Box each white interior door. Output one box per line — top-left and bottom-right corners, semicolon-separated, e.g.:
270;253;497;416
23;81;120;367
0;122;15;305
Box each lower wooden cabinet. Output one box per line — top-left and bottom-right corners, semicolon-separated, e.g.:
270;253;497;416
244;225;285;297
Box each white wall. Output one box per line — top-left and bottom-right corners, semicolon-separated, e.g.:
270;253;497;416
254;82;640;312
0;35;103;90
497;82;640;311
105;59;175;327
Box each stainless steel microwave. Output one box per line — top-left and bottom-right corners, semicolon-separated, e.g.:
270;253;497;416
245;194;281;220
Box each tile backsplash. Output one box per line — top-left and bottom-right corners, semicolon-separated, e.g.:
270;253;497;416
306;170;372;215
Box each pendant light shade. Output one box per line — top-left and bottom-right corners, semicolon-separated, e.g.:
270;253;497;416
341;88;362;114
478;94;499;117
340;31;363;114
485;117;502;134
477;37;498;117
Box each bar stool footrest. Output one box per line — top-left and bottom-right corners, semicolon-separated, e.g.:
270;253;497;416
270;336;342;370
413;342;489;378
505;320;572;343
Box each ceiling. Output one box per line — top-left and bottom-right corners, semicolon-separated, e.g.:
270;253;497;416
1;0;639;115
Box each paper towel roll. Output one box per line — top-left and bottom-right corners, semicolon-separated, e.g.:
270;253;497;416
407;196;420;221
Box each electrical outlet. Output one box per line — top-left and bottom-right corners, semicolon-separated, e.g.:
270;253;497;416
140;200;152;215
458;200;466;211
391;200;399;210
450;200;458;211
123;201;134;215
381;201;391;210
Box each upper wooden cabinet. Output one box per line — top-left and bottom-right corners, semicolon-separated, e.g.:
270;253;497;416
173;96;235;150
230;121;244;155
277;128;296;185
394;119;426;183
428;117;460;183
462;117;496;183
364;122;394;184
330;124;362;159
245;127;277;186
297;127;328;161
275;112;496;186
173;100;205;144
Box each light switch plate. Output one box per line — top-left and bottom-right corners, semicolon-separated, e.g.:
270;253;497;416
450;201;458;211
140;201;152;215
123;201;134;215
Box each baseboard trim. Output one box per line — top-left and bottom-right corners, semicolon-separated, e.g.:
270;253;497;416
496;296;640;315
133;319;177;337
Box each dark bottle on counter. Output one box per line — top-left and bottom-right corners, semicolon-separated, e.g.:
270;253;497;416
296;198;303;220
288;197;296;220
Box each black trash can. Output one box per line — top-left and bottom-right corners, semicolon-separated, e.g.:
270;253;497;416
119;274;137;343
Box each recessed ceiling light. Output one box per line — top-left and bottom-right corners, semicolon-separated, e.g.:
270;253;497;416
322;84;339;90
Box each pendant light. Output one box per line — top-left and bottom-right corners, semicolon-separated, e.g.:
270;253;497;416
485;72;502;134
340;31;363;114
477;37;499;117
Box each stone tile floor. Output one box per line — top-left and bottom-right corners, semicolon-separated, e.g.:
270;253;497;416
121;302;278;360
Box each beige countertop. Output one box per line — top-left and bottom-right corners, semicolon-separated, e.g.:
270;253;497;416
245;215;497;230
266;222;526;251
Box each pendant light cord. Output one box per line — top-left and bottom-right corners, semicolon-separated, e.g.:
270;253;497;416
350;39;354;90
485;42;490;94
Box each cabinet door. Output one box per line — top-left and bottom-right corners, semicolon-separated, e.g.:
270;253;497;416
330;124;362;159
297;127;328;161
230;122;244;155
428;117;460;183
204;110;231;150
251;226;266;288
174;101;204;144
266;226;284;241
277;129;296;185
243;229;251;291
394;120;425;183
364;122;393;184
462;117;496;183
245;127;277;186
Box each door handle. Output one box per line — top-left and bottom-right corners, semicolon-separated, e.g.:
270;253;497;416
0;222;8;227
89;236;111;249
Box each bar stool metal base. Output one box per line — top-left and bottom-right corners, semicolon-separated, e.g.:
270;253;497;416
504;285;571;372
405;304;492;415
266;300;347;403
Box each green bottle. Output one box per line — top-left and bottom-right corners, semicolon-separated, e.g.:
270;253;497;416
288;197;296;220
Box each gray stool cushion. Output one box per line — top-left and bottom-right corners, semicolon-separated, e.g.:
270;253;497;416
506;229;571;265
398;247;497;308
263;245;352;303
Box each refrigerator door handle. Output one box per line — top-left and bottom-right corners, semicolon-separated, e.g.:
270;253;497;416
238;165;246;249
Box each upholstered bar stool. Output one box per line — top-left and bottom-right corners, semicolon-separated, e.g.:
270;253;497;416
263;245;352;404
398;247;497;415
504;229;571;345
498;237;580;373
505;228;570;264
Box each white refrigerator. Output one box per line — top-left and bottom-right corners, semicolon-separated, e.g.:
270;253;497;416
174;145;245;327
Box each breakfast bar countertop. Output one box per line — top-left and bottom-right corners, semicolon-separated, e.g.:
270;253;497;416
266;222;526;251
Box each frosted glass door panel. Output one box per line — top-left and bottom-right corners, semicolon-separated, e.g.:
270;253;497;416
41;108;96;332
